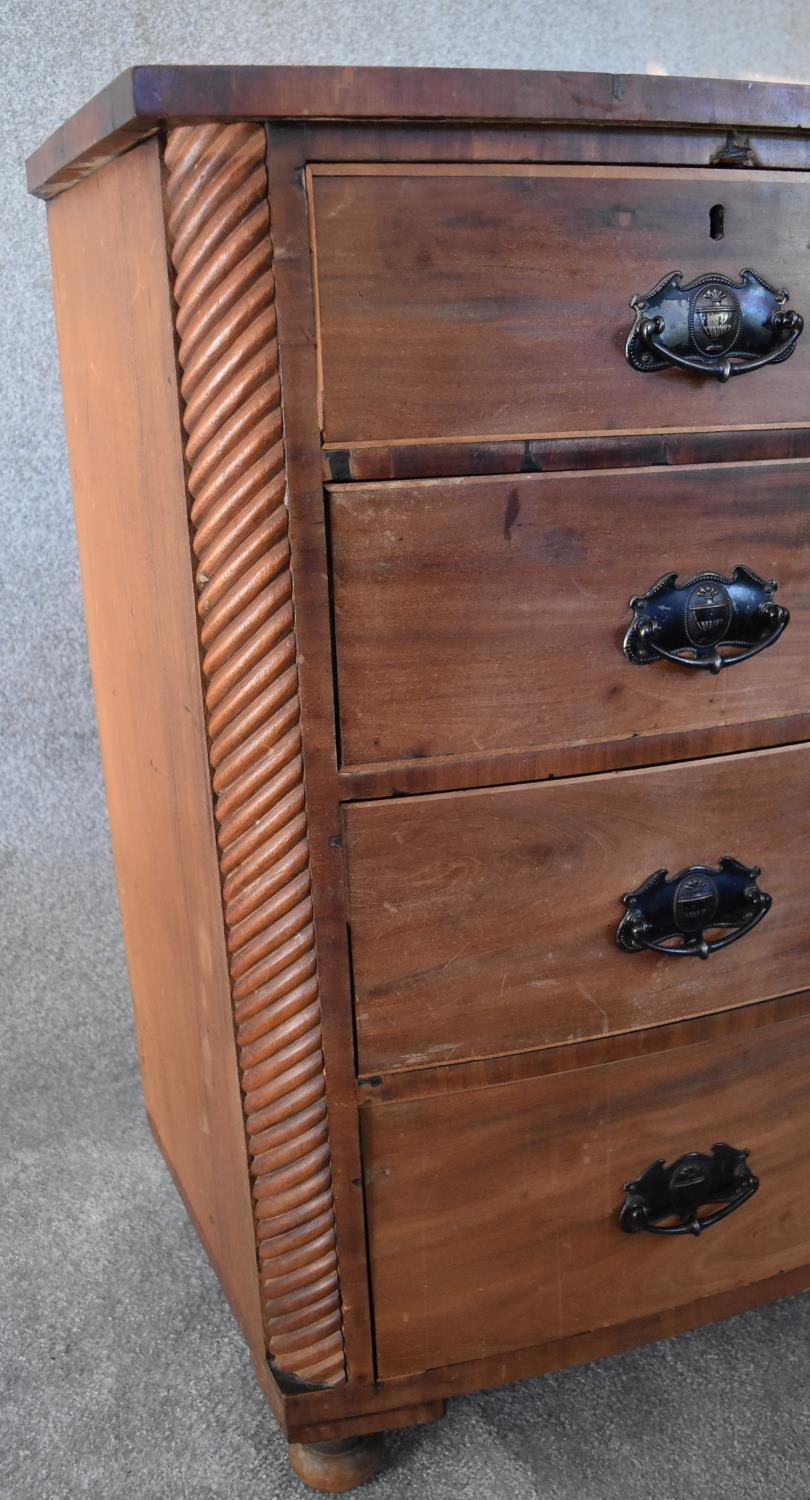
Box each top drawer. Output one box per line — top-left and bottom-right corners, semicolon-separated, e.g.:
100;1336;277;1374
310;164;810;444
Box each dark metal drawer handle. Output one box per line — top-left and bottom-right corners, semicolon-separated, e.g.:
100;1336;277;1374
617;856;771;959
624;565;790;674
620;1143;759;1236
626;269;803;381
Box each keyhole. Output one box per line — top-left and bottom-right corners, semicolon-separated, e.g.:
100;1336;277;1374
709;203;725;240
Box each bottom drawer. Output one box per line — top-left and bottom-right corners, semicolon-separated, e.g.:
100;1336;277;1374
361;1011;810;1379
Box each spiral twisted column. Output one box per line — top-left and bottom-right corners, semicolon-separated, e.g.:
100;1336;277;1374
163;123;346;1387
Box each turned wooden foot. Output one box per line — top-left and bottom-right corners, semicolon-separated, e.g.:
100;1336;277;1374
287;1435;385;1493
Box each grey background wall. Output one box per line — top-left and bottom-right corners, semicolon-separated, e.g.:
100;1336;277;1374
4;4;810;1497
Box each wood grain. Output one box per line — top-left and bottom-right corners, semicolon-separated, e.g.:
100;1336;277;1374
330;462;810;770
46;141;267;1364
265;122;378;1385
38;81;810;1450
287;1434;385;1490
323;425;810;484
337;713;810;801
297;122;810;175
27;66;810;199
286;1399;445;1447
311;165;810;443
362;1010;810;1377
164;123;346;1386
282;1261;810;1429
345;744;810;1072
355;989;810;1104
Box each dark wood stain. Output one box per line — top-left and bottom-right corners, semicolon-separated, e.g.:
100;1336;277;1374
322;427;810;485
503;487;520;542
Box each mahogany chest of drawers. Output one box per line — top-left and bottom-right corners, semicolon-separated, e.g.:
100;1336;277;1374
28;65;810;1492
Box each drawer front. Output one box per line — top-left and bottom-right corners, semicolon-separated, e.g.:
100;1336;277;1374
311;164;810;444
330;462;810;770
345;745;810;1073
362;1012;810;1377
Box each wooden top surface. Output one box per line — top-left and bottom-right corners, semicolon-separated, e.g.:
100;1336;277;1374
26;65;810;200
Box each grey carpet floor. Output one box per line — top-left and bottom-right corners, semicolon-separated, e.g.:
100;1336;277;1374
3;740;810;1499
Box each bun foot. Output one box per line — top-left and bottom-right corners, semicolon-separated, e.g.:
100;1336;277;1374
287;1435;385;1493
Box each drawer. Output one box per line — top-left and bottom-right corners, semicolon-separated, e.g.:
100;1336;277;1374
344;745;810;1073
329;462;810;771
361;1010;810;1377
311;164;810;445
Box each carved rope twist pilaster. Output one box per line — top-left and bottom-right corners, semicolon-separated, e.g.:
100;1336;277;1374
163;122;346;1386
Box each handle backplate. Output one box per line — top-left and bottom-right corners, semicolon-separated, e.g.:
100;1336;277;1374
617;855;771;959
626;268;803;380
624;564;790;673
620;1143;759;1236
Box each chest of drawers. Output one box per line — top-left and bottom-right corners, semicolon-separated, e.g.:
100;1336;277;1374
27;65;810;1492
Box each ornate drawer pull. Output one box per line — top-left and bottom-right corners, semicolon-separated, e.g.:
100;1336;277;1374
617;856;771;959
619;1143;759;1236
624;565;790;674
626;269;803;381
